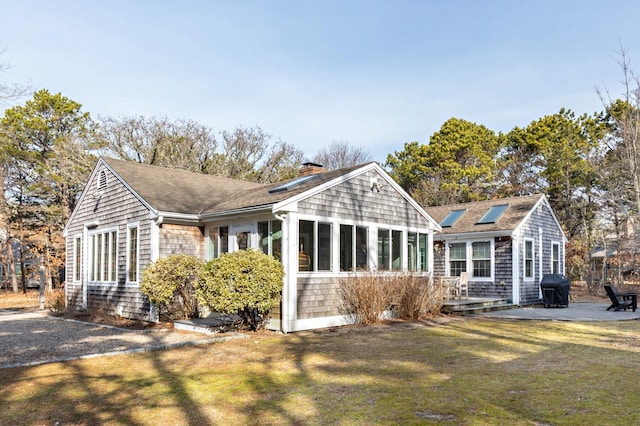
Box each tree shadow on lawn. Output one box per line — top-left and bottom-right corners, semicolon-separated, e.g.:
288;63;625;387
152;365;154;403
237;319;640;424
2;318;640;424
0;331;215;425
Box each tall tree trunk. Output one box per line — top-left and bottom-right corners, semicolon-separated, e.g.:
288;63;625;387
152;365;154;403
7;239;18;293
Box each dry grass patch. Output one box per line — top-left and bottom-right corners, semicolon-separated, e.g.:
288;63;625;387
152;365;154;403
2;317;640;425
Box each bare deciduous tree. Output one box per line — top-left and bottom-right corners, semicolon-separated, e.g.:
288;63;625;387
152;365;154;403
312;140;372;170
0;50;30;105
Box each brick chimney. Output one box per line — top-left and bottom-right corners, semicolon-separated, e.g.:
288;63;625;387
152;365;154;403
299;162;325;177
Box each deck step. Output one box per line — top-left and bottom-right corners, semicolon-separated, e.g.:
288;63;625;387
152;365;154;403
442;298;516;316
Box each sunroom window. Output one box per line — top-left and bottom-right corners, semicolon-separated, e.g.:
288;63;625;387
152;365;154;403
299;220;332;272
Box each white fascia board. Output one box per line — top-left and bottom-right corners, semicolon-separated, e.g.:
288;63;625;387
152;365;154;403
514;194;568;244
373;164;442;231
101;159;158;215
152;211;201;225
63;157;104;237
434;230;514;241
199;205;273;222
271;162;441;231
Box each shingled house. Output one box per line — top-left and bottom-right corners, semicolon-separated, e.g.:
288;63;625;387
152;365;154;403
63;158;440;332
425;194;567;305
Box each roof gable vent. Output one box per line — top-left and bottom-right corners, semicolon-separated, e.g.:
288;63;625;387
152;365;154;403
97;170;107;190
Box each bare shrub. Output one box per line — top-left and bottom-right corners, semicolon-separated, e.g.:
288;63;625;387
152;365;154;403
339;271;445;324
46;287;66;316
394;274;444;320
339;271;396;324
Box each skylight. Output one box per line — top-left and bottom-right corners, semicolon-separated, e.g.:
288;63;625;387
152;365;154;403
268;174;320;194
440;209;466;227
476;204;509;224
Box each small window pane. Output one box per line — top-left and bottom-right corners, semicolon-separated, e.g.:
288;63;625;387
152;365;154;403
74;237;82;281
356;227;368;269
220;227;229;254
299;220;314;271
408;232;417;271
318;223;331;271
258;222;269;254
419;233;428;272
378;229;390;271
271;220;282;261
392;230;402;270
340;225;353;271
128;227;138;282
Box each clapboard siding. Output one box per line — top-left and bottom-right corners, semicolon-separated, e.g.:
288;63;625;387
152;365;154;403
159;224;205;259
65;163;153;319
298;170;426;228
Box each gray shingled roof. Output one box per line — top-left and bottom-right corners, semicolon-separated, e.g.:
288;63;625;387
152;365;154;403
425;194;545;235
201;163;369;215
105;157;370;216
105;158;263;214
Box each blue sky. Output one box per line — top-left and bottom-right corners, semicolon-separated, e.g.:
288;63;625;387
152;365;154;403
2;1;640;163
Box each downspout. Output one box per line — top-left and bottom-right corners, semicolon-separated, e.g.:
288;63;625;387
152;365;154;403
274;211;289;333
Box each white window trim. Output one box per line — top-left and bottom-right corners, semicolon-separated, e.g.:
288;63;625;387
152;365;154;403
87;227;118;285
126;222;140;286
445;239;495;281
523;238;535;281
73;234;82;282
551;241;562;275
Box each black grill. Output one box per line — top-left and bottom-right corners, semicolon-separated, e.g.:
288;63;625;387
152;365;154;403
540;274;570;307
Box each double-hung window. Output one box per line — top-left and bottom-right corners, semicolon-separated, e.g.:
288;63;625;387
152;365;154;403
449;242;466;277
524;239;534;279
89;229;117;283
552;242;560;274
472;241;491;278
127;224;139;283
74;236;82;282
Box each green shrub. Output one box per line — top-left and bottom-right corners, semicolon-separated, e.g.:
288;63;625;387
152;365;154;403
140;254;203;321
195;249;284;330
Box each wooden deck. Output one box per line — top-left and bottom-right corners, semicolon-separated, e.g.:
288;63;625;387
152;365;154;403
442;297;516;315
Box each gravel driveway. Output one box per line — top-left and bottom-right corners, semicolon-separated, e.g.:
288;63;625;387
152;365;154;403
0;309;241;369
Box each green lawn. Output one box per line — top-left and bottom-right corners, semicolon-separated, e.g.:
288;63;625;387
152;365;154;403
1;317;639;425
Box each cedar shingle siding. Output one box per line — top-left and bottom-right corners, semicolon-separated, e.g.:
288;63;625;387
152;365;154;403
159;224;205;259
295;169;430;320
65;163;153;320
65;158;440;330
298;170;426;228
427;194;567;306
